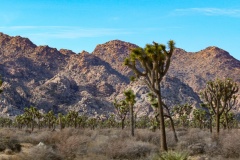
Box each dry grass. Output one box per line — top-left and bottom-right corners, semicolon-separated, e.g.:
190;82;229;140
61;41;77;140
219;130;240;158
0;127;240;159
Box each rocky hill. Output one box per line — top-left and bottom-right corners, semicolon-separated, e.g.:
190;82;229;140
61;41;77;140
0;32;239;117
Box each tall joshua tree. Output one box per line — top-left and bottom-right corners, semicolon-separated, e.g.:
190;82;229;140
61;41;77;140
124;40;175;151
201;78;238;134
124;90;136;136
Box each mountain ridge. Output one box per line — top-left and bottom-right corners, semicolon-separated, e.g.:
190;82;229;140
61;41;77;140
0;32;239;117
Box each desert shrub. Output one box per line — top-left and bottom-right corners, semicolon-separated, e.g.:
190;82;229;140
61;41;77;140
186;128;208;144
98;128;112;135
175;128;188;137
0;136;21;152
6;127;240;159
18;145;62;160
56;134;91;159
176;128;208;151
20;130;52;145
219;130;240;158
105;139;157;159
204;132;222;157
0;128;18;137
135;129;160;146
153;151;188;160
166;129;178;149
117;129;131;139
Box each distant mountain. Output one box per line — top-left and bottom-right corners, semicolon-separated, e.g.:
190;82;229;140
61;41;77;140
0;32;239;117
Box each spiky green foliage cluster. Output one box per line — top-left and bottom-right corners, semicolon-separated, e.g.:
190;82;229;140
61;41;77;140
124;90;136;106
153;151;188;160
124;41;175;92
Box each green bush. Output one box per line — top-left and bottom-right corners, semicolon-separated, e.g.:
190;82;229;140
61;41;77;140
153;151;188;160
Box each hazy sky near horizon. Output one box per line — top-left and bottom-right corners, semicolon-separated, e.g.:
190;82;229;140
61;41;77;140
0;0;240;60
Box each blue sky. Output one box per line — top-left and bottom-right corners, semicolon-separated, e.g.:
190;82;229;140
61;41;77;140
0;0;240;60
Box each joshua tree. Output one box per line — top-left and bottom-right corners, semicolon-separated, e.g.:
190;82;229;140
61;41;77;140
24;106;39;131
22;114;31;128
223;94;237;129
192;108;208;129
35;110;43;130
77;115;88;128
44;110;56;130
113;99;129;129
124;40;175;151
15;115;25;129
66;111;79;128
0;117;12;128
173;103;192;127
220;111;237;130
87;118;97;130
124;90;136;136
58;113;65;130
201;78;238;134
135;115;150;129
105;114;117;128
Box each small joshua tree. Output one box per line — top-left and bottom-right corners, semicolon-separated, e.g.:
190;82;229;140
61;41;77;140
58;113;65;130
24;106;39;131
173;103;192;128
113;99;129;130
66;111;79;128
124;90;136;136
44;110;56;130
192;108;208;129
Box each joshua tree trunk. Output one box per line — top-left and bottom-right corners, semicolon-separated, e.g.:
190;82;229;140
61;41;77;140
74;119;77;129
157;91;168;151
38;120;41;130
31;116;35;132
169;116;178;142
216;108;220;134
121;117;125;130
223;113;229;130
163;103;178;142
130;105;134;136
210;117;212;133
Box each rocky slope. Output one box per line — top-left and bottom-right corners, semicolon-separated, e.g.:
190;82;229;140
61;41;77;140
0;32;239;117
169;47;240;91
